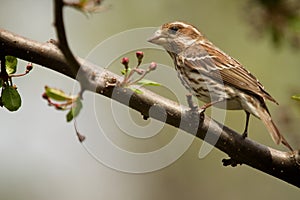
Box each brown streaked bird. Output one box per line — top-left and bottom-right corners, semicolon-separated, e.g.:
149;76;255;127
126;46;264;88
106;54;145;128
148;21;293;151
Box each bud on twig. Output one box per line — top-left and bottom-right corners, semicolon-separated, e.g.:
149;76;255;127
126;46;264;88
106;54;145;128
148;62;157;71
119;52;160;91
26;63;33;71
121;57;129;70
26;63;33;73
136;51;144;67
136;51;144;63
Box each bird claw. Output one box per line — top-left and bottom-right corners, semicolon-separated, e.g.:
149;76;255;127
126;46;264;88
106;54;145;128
185;94;206;124
186;94;204;112
222;157;242;167
190;104;200;112
198;108;205;114
242;131;248;139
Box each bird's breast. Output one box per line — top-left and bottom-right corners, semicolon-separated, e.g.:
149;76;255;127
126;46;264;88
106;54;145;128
175;66;243;110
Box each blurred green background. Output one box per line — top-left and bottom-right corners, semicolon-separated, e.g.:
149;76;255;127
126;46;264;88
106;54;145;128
1;0;300;199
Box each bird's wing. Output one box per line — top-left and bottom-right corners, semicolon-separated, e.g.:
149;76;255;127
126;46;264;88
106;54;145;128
179;41;278;104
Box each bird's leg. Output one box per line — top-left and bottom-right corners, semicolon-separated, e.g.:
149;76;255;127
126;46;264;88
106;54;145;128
185;94;205;128
186;94;199;112
242;111;250;138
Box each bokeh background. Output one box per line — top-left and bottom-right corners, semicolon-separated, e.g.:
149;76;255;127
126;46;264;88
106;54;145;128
1;0;300;199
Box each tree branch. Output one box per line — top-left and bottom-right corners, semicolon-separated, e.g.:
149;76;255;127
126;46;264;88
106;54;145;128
53;0;81;78
1;28;300;187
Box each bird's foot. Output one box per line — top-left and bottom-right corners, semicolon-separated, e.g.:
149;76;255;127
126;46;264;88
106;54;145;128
186;94;205;113
222;157;243;167
242;131;248;139
185;94;205;131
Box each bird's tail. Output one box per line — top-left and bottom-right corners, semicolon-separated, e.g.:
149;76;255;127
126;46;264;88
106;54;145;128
257;108;293;151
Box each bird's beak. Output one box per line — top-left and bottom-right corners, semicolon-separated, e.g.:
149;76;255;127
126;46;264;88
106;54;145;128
147;29;163;44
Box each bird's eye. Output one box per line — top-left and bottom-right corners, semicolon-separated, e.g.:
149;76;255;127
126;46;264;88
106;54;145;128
169;26;179;34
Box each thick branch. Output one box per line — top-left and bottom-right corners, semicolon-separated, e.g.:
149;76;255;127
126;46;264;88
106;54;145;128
1;29;300;187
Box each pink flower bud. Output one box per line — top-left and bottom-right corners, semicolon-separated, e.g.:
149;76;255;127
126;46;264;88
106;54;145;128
121;57;129;70
121;57;129;68
136;51;144;61
148;62;157;71
26;63;33;71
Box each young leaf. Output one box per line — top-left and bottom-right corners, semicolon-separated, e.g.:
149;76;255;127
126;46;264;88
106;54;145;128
66;98;83;122
66;110;73;122
129;87;143;94
121;67;131;75
1;86;22;111
5;56;18;75
292;95;300;102
45;86;73;101
137;79;161;86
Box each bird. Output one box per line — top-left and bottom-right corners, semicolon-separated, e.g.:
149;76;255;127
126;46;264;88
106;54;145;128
148;21;293;151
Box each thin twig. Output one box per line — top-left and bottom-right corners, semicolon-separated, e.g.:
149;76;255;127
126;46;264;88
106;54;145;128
53;0;81;77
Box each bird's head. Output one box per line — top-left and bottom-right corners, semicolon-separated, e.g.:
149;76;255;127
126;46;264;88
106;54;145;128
148;21;203;54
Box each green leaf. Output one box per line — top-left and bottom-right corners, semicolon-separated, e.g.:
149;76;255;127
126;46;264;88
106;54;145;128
1;86;22;111
66;98;83;122
129;87;143;94
137;79;161;86
66;110;73;122
121;68;131;75
0;78;2;88
292;95;300;102
5;56;17;75
45;86;73;101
